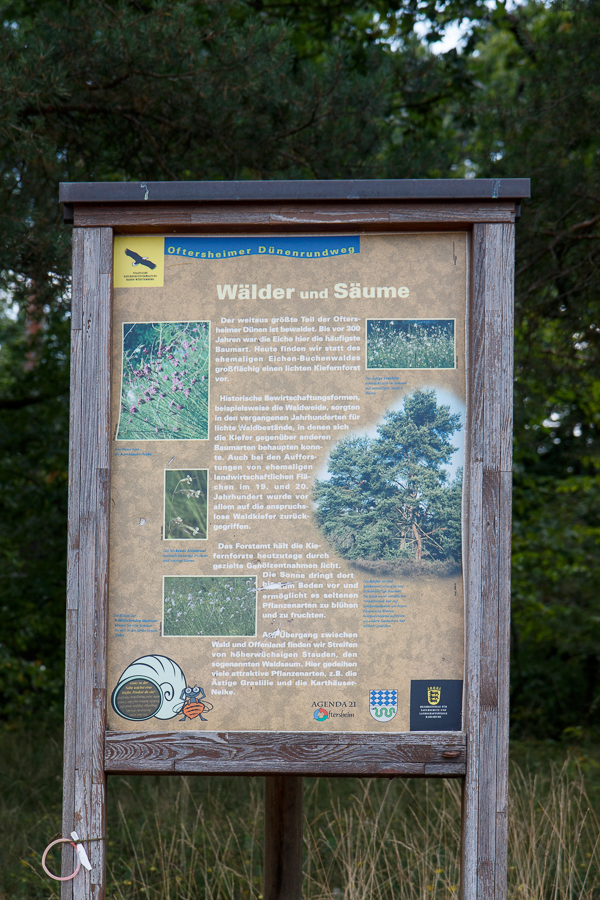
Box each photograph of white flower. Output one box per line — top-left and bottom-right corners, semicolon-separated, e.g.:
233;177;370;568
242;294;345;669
164;469;207;540
366;319;455;370
163;576;256;636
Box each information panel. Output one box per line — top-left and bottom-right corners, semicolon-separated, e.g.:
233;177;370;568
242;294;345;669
107;231;466;733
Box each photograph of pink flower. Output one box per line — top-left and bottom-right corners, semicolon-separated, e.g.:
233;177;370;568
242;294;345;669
117;321;209;440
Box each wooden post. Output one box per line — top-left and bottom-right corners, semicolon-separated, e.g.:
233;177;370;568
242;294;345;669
264;776;304;900
62;227;113;900
461;223;514;900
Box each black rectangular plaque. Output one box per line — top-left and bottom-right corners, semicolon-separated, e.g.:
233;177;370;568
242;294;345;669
410;679;463;731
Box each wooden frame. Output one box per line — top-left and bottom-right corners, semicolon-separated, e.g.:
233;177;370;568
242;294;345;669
59;179;527;900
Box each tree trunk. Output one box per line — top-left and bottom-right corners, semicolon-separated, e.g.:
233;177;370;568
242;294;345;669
24;279;43;372
412;523;422;561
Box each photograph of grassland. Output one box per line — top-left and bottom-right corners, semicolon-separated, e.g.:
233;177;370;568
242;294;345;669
164;469;207;540
117;321;209;440
366;319;455;369
163;576;256;636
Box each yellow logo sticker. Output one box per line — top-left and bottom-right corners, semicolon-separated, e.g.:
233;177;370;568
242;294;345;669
114;237;164;287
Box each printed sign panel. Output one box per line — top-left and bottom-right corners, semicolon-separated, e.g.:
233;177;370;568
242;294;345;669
107;232;467;732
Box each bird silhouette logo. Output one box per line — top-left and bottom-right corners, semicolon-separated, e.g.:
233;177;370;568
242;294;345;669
125;248;156;270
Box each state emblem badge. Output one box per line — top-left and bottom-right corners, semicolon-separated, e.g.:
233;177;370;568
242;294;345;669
427;686;441;705
369;689;398;721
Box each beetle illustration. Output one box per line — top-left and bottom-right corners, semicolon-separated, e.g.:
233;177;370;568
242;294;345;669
178;685;213;722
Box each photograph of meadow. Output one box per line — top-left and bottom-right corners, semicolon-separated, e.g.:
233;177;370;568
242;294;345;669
117;321;209;440
366;319;455;369
163;576;256;636
164;469;207;540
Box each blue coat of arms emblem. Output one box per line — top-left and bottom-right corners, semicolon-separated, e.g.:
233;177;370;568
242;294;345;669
369;690;398;721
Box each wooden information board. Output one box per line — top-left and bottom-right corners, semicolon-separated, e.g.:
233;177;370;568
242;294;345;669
59;178;529;900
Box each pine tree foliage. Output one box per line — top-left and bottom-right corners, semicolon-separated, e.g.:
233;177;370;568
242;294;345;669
314;390;462;567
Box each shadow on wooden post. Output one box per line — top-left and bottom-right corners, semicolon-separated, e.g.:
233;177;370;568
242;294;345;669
264;776;303;900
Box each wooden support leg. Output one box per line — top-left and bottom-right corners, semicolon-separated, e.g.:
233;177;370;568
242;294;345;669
264;776;303;900
62;227;113;900
461;223;514;900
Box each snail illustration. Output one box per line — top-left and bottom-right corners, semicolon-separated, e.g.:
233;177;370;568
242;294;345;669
111;655;211;723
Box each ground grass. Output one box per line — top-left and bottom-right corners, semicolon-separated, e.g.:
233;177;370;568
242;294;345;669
366;320;455;370
354;558;462;578
3;730;600;900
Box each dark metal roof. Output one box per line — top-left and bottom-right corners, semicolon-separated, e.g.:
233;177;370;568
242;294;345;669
59;178;530;204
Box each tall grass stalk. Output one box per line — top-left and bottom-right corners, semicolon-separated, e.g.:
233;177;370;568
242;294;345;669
164;470;208;540
163;575;256;636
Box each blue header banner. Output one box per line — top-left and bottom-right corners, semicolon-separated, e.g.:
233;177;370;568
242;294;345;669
164;235;360;260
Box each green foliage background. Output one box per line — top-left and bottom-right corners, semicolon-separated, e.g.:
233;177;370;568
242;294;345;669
1;0;599;738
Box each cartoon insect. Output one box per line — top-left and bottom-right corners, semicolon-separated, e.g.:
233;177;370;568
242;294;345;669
179;685;213;722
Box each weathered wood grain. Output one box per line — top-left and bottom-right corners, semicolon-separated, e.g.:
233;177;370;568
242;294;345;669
70;229;84;331
104;731;466;776
275;202;515;224
461;223;514;900
495;469;513;900
491;225;513;900
499;224;515;472
61;606;78;883
62;231;86;885
478;469;500;900
461;224;486;900
483;223;503;473
71;200;517;229
388;203;515;223
264;777;303;900
494;228;514;895
62;227;112;900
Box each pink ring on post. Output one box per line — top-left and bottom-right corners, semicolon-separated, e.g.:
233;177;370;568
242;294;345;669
41;839;81;881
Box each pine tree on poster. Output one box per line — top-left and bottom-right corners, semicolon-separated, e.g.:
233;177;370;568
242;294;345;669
314;390;462;566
